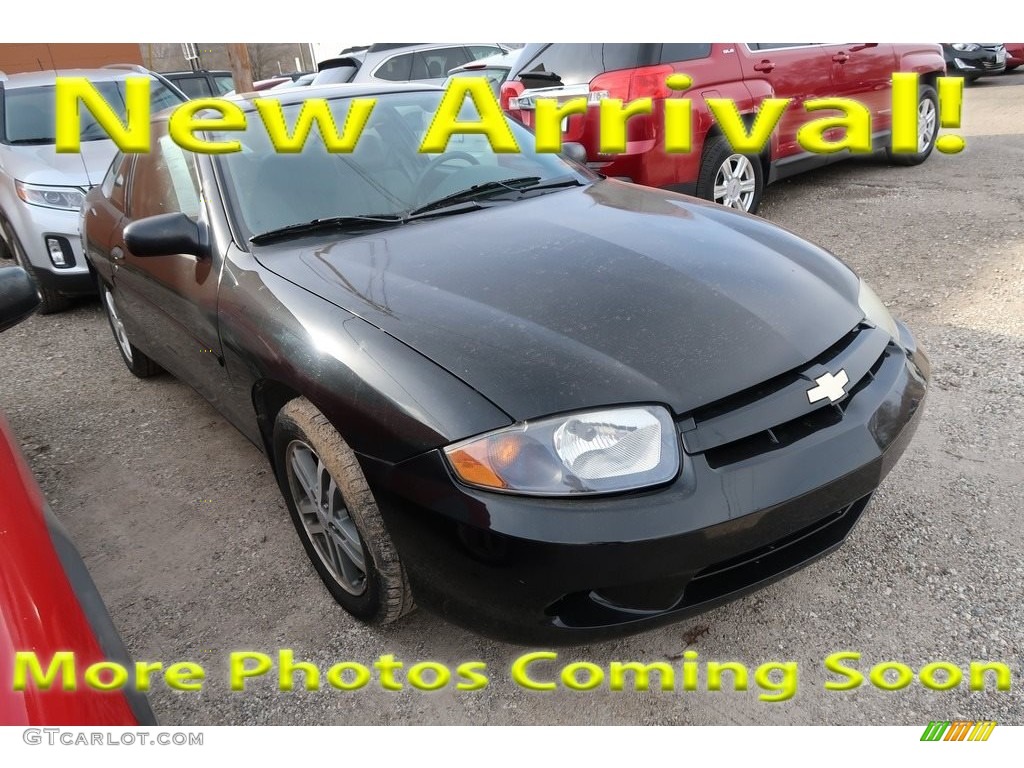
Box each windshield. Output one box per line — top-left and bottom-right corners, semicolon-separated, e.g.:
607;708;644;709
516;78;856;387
213;89;593;241
2;79;183;145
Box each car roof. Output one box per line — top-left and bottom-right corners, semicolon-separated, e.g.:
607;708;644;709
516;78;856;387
162;70;232;77
234;80;440;106
1;68;143;88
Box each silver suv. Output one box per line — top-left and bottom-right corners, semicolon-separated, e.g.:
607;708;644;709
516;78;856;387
0;66;183;312
349;44;508;86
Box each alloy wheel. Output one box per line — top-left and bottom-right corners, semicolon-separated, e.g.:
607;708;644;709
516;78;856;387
713;154;757;211
285;439;368;595
918;97;937;153
103;287;134;364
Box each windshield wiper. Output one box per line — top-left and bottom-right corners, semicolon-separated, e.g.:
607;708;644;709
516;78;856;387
250;177;588;243
250;214;405;244
408;175;588;217
7;137;56;145
408;176;542;216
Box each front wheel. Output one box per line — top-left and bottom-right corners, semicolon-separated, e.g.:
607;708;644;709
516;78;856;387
2;219;70;314
100;282;161;378
273;397;414;625
886;84;938;166
696;136;765;214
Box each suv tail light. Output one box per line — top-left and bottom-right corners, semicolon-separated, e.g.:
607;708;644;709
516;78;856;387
588;64;675;149
590;64;675;101
501;80;524;112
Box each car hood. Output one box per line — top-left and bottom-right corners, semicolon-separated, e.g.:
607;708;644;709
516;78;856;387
254;181;864;421
0;140;116;187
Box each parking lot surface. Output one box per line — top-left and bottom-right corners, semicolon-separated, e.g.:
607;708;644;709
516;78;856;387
1;73;1022;725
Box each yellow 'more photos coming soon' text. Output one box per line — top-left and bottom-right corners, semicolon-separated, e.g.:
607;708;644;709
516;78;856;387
11;650;1012;702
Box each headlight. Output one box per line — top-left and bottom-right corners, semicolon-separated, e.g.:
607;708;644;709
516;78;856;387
15;181;86;211
951;43;980;52
444;405;680;496
857;279;898;340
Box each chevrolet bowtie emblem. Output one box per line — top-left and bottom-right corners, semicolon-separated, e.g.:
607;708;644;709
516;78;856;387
807;370;849;404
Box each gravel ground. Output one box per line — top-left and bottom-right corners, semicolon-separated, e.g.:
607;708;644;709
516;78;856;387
1;73;1022;726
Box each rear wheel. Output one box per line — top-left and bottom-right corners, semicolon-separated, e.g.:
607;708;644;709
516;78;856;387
273;397;414;625
696;136;765;214
100;282;161;378
886;84;938;166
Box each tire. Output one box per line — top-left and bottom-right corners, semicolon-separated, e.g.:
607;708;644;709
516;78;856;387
886;84;938;166
2;219;71;314
695;135;765;214
273;397;414;625
28;267;72;315
100;281;162;378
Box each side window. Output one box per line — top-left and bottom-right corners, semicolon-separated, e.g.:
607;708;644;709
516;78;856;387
129;126;201;221
173;76;213;99
520;44;643;85
100;152;124;198
108;154;133;212
375;53;414;81
749;44;815;51
411;47;471;80
660;44;712;63
468;45;503;61
213;75;235;95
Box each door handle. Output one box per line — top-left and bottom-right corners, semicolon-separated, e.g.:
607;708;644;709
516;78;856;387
111;246;124;261
832;52;850;63
753;59;775;73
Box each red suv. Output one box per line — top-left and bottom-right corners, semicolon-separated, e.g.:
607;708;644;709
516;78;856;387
502;43;946;213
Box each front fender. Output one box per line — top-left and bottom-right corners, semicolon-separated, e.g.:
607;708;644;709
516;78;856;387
217;248;513;463
896;45;947;77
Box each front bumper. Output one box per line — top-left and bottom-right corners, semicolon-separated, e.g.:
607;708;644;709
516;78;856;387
362;322;929;644
948;52;1007;77
3;202;94;295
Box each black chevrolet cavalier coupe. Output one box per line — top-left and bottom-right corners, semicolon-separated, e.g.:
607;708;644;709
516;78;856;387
82;83;929;643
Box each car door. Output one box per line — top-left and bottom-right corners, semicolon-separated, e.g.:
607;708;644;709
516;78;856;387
737;44;835;159
821;44;897;139
112;121;225;400
82;152;133;287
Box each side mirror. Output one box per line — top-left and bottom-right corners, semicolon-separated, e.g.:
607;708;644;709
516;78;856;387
850;43;879;52
124;212;206;258
561;142;588;166
0;266;41;333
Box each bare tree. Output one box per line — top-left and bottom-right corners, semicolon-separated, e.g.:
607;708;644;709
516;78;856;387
243;43;268;80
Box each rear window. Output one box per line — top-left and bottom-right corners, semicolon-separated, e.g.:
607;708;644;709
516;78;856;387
749;44;815;50
517;43;709;85
660;43;712;63
519;44;653;85
172;76;214;99
375;53;414;81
